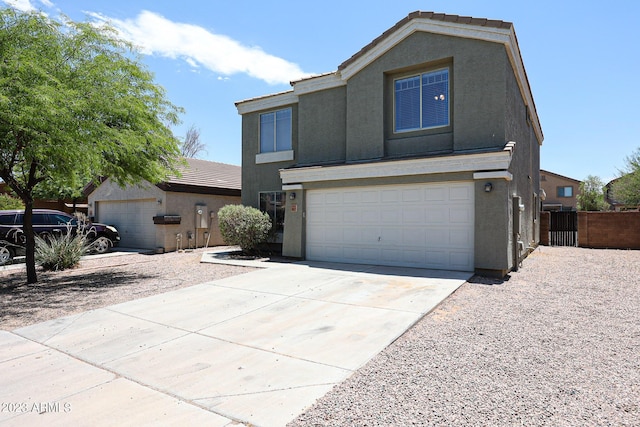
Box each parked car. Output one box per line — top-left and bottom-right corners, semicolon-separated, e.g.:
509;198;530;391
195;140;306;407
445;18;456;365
0;209;120;265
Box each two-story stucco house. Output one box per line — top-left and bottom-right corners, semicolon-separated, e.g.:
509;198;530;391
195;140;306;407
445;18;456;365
236;11;543;277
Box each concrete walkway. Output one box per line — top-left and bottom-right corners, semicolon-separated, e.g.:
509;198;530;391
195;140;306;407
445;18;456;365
0;254;470;426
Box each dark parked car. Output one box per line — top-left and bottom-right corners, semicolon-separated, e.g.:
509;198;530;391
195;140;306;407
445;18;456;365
0;209;120;265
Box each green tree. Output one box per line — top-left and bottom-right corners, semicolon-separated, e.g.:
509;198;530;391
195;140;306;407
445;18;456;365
577;175;608;211
0;9;184;283
0;192;23;209
611;148;640;208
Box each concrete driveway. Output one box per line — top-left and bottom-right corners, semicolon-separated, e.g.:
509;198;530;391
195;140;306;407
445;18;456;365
0;255;470;426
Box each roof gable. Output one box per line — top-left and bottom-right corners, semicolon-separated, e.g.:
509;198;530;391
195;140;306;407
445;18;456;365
237;11;542;144
540;169;581;184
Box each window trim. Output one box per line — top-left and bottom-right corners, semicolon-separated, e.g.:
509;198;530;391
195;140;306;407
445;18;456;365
259;191;286;234
259;107;292;154
393;67;450;134
557;186;573;198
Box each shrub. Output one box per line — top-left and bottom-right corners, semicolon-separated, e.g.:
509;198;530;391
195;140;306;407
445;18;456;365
218;204;272;253
35;222;90;271
0;193;23;210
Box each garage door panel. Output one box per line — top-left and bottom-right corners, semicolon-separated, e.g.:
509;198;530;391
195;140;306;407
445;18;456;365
425;187;447;201
306;182;474;271
342;209;361;224
449;185;473;200
97;199;157;249
449;207;473;224
402;188;423;202
425;250;448;269
381;190;399;203
380;209;399;224
450;251;473;270
450;229;473;247
361;191;379;204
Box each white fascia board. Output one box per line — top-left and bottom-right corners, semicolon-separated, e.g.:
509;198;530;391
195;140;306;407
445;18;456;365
282;184;303;191
292;72;346;95
236;91;298;115
339;18;543;144
473;171;513;181
280;150;513;185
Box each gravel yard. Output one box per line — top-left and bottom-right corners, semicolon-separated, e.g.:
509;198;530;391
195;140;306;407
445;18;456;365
1;246;638;426
0;247;255;330
289;246;640;427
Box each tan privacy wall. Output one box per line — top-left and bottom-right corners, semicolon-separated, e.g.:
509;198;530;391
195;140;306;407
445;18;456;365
540;211;550;246
578;211;640;249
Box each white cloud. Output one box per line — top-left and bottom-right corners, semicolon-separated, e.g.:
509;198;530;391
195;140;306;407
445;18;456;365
39;0;53;7
89;10;312;85
2;0;35;11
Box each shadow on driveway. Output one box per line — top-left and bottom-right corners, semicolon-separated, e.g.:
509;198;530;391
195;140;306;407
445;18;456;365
0;270;157;327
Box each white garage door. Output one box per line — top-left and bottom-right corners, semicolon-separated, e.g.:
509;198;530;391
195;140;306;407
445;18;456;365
306;182;474;271
97;199;157;249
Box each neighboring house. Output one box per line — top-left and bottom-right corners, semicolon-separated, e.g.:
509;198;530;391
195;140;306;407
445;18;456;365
88;158;241;251
236;11;543;277
540;169;581;211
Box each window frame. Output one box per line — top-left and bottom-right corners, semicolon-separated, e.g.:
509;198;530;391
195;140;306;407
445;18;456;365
557;186;574;198
259;191;286;234
259;108;292;154
393;67;450;134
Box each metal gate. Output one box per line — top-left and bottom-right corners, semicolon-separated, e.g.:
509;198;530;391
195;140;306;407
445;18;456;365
549;211;578;246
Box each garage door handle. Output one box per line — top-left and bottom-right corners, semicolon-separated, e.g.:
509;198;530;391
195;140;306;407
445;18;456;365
378;236;381;242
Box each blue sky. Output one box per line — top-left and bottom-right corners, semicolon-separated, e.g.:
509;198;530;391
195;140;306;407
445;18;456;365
4;0;640;183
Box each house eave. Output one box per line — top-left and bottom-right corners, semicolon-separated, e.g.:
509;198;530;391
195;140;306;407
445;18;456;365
337;17;543;145
280;144;515;185
155;182;241;197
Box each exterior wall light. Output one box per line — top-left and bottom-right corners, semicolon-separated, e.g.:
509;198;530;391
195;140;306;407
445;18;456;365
485;183;493;192
289;192;296;200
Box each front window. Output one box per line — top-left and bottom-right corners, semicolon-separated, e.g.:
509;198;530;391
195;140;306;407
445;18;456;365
260;108;292;153
394;68;449;132
557;186;573;197
259;192;286;233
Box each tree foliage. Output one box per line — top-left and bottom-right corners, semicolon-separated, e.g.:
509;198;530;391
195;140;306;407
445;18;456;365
611;148;640;208
577;175;608;211
180;124;206;158
218;204;272;253
0;8;184;282
0;192;23;209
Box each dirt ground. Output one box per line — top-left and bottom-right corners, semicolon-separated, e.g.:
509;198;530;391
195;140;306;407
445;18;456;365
0;248;256;330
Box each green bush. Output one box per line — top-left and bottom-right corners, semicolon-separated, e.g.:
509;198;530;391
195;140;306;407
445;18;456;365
35;223;90;271
218;204;272;253
0;193;23;210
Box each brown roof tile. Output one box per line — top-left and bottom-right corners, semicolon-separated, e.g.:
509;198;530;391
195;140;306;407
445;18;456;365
165;158;241;191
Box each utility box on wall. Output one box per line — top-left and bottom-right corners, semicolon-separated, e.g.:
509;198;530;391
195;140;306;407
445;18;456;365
195;204;208;229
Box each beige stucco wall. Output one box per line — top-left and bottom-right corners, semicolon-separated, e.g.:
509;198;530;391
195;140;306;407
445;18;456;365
540;172;580;210
88;179;241;252
163;192;241;251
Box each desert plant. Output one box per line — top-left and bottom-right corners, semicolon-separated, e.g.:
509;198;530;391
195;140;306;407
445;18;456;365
218;204;272;253
35;223;90;271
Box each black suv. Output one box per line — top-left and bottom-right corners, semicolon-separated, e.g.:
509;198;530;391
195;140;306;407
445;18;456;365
0;209;120;265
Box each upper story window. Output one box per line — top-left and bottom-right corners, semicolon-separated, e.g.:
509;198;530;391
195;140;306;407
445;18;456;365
394;68;449;133
557;186;573;197
260;108;292;153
